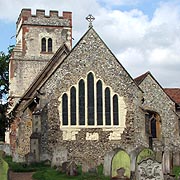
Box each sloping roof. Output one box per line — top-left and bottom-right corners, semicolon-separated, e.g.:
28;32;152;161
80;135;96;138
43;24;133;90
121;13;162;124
134;72;179;105
134;71;150;85
10;43;70;114
164;88;180;104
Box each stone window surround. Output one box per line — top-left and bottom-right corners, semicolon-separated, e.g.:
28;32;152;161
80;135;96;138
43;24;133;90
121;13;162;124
58;71;127;129
40;36;53;53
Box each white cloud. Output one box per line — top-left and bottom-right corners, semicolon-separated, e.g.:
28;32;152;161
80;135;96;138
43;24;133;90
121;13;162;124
0;0;180;87
97;0;139;6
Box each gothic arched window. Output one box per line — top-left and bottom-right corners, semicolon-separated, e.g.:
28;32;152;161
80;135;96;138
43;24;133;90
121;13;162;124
48;38;52;52
97;80;103;125
79;79;85;125
61;72;124;128
105;87;111;125
70;86;76;125
41;38;46;52
87;72;94;125
113;94;119;125
151;117;157;138
62;93;68;125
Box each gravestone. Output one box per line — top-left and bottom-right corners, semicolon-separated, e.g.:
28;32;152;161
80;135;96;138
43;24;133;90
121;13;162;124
136;158;164;180
51;146;67;167
111;167;130;180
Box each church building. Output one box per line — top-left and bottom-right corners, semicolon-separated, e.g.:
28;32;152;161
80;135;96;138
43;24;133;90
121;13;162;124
7;9;180;179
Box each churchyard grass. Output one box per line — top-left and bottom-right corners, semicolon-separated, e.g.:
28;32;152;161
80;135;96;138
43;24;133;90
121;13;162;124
3;155;110;180
0;151;8;180
32;169;110;180
173;166;180;179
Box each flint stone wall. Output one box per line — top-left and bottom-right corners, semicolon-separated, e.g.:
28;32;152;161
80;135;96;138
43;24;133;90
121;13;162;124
139;74;180;151
38;29;147;168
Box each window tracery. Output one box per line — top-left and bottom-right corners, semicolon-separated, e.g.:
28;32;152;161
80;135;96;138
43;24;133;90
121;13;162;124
61;72;124;127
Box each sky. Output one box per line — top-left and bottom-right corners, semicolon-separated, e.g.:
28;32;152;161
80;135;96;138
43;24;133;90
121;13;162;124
0;0;180;88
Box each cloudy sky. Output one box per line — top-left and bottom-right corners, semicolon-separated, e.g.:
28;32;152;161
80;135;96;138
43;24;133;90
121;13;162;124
0;0;180;87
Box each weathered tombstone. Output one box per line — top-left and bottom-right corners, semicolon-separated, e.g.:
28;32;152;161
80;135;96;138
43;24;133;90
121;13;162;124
111;150;130;178
136;158;164;180
62;161;69;173
61;161;78;176
51;146;67;167
136;148;155;164
111;167;130;180
66;161;78;176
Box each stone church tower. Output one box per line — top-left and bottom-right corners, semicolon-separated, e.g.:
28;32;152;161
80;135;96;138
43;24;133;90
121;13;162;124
9;9;72;108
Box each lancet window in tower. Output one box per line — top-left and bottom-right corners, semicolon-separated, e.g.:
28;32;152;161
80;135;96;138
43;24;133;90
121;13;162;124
41;37;53;52
61;72;124;127
41;38;46;52
48;38;52;52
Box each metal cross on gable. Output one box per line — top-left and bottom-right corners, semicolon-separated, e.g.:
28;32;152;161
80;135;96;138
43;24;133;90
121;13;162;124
86;14;95;28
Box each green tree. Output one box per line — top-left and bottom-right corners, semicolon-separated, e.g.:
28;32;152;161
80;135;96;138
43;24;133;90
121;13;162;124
0;46;14;141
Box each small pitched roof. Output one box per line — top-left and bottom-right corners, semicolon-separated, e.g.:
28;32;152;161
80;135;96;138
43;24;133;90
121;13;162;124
9;43;70;114
135;72;180;105
164;88;180;104
134;71;150;85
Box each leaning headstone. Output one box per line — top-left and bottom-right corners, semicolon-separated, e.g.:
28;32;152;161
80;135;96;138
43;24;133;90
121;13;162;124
136;158;164;180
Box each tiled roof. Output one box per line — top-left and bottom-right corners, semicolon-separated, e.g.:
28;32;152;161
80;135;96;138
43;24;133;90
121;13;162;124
134;72;150;85
164;88;180;104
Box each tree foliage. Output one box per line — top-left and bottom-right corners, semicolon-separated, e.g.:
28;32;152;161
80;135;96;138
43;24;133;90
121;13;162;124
0;47;13;101
0;46;14;141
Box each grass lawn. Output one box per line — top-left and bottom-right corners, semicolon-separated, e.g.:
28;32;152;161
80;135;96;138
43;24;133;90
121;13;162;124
173;166;180;179
33;168;110;180
0;151;8;180
3;155;110;180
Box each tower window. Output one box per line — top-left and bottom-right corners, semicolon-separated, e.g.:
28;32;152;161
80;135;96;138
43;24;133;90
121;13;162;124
48;38;52;52
41;37;53;52
41;38;46;52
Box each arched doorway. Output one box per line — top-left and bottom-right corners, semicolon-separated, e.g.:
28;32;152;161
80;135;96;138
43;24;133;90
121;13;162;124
111;150;130;178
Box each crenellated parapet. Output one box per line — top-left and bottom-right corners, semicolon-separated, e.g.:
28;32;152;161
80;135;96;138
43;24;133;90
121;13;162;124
16;9;72;33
